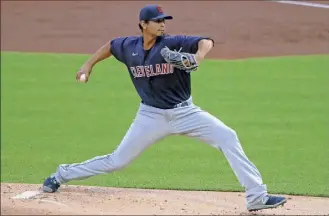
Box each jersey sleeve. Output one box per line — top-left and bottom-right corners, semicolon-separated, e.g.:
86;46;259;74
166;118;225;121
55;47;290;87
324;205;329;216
172;35;214;54
110;37;128;63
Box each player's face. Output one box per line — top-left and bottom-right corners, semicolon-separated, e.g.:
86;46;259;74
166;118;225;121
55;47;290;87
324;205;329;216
144;19;166;36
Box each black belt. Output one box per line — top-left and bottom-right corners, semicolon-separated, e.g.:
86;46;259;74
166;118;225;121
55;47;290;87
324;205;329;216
173;100;190;108
141;99;192;109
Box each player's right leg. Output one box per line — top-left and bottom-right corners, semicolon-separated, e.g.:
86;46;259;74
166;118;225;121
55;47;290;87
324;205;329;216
43;103;170;192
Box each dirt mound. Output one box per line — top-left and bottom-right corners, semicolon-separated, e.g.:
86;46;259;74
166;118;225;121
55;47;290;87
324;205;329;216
1;183;329;215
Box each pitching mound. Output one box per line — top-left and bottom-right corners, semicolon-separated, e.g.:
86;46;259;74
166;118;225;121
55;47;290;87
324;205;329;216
1;183;329;215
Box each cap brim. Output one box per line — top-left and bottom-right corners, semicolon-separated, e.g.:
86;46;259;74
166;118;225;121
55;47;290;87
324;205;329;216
151;14;173;20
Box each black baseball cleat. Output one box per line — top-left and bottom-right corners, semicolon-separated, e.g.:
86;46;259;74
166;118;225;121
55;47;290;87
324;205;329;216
247;195;287;211
42;176;61;193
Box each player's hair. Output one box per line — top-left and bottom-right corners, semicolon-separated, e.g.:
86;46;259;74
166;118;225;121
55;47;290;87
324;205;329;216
138;20;149;32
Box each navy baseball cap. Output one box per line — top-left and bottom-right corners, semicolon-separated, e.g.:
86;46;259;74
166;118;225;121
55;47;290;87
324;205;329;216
139;5;173;21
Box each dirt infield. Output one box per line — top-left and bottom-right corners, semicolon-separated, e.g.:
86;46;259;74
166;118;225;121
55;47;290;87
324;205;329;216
1;1;329;58
2;183;329;215
1;1;329;215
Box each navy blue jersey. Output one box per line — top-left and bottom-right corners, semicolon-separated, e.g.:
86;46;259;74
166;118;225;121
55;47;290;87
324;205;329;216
110;34;211;109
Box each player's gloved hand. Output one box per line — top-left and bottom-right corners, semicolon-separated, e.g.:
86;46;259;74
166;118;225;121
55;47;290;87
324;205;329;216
160;46;198;73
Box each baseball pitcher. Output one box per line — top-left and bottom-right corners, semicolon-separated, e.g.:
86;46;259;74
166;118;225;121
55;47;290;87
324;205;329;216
42;4;286;212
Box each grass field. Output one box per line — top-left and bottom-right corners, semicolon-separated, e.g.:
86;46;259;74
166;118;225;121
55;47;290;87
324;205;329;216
1;52;329;197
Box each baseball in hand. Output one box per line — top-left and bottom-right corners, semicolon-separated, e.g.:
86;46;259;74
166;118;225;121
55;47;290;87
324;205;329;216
79;74;87;82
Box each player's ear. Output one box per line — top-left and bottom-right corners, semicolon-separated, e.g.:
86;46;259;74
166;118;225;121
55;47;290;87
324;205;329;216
140;21;148;30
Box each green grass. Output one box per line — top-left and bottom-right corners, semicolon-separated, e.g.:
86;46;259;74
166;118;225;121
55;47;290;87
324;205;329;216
1;52;329;197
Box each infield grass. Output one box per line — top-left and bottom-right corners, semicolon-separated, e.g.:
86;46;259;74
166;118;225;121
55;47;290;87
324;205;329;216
1;52;329;197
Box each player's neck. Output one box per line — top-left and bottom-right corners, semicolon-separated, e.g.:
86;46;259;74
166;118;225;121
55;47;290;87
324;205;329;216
142;33;157;50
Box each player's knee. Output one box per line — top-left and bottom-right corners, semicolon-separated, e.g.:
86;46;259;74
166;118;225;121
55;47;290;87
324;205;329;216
228;128;238;140
113;160;129;170
213;126;238;149
104;153;131;172
224;127;238;143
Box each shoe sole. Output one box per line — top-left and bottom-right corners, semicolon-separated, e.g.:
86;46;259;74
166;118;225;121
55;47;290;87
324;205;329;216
42;185;57;193
248;198;287;212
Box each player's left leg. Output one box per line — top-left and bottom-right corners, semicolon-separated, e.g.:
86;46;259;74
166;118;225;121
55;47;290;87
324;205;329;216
171;104;286;211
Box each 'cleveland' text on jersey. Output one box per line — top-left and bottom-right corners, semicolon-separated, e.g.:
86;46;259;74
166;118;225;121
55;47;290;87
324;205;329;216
130;63;174;78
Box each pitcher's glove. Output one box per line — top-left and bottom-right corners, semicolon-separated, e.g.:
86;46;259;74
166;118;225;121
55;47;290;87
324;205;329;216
160;46;198;73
